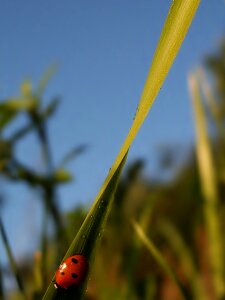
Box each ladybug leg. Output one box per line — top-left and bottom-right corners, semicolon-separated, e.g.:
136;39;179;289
54;283;59;289
53;280;59;289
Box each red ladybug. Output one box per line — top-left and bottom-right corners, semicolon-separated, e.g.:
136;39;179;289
54;254;88;289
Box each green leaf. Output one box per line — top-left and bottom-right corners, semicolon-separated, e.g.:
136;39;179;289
21;80;32;97
132;221;188;300
43;1;201;299
158;220;207;300
42;152;128;300
42;98;60;119
189;73;225;298
0;104;18;130
36;65;58;97
53;169;73;183
0;96;37;132
4;98;38;111
90;0;201;201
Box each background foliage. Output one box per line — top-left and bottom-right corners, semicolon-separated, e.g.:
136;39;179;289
1;16;225;300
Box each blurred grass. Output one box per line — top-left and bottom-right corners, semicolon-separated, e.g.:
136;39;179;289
2;1;221;299
42;153;128;300
97;0;201;194
158;220;207;300
189;73;225;299
132;221;188;300
0;218;27;300
42;1;201;299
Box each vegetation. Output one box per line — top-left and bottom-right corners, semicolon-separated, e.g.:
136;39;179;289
4;1;225;300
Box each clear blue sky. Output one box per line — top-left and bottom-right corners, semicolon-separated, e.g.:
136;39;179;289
0;0;225;267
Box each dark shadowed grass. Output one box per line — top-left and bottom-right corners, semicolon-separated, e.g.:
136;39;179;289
0;217;27;300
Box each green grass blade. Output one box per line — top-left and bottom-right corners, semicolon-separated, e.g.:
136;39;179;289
0;217;27;300
198;69;221;125
42;153;128;300
98;0;201;193
188;74;225;298
43;1;201;299
36;65;58;97
159;220;207;300
198;69;225;179
124;198;156;299
132;221;188;300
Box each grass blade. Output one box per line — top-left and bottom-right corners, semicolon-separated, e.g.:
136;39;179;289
100;0;201;191
132;221;188;300
36;65;58;97
198;69;225;180
42;153;128;300
159;220;207;300
0;217;27;300
43;1;201;299
188;74;225;298
199;69;221;125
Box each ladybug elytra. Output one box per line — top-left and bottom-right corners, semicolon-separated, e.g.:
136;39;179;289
54;254;88;289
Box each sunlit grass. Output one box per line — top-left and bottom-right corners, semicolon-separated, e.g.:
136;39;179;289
42;1;201;299
189;73;225;299
132;220;188;300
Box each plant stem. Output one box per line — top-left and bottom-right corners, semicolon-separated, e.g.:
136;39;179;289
0;217;27;300
132;220;189;300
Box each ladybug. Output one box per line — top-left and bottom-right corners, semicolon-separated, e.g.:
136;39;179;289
54;254;88;289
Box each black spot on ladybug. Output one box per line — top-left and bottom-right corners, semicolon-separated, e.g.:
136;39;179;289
71;273;78;278
71;258;78;264
60;272;65;275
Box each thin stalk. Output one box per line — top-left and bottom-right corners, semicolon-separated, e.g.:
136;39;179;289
11;123;34;143
40;208;48;291
0;217;27;300
159;220;207;300
189;74;225;299
132;221;188;300
0;263;4;300
125;198;155;300
198;69;225;175
11;100;60;144
30;110;68;251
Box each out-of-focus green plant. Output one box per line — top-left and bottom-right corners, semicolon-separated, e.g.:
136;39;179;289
189;73;225;299
158;220;207;300
0;68;87;299
0;217;27;300
43;1;200;299
132;221;188;300
202;43;225;183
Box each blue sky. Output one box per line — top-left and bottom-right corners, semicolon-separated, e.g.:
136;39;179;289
0;0;225;266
